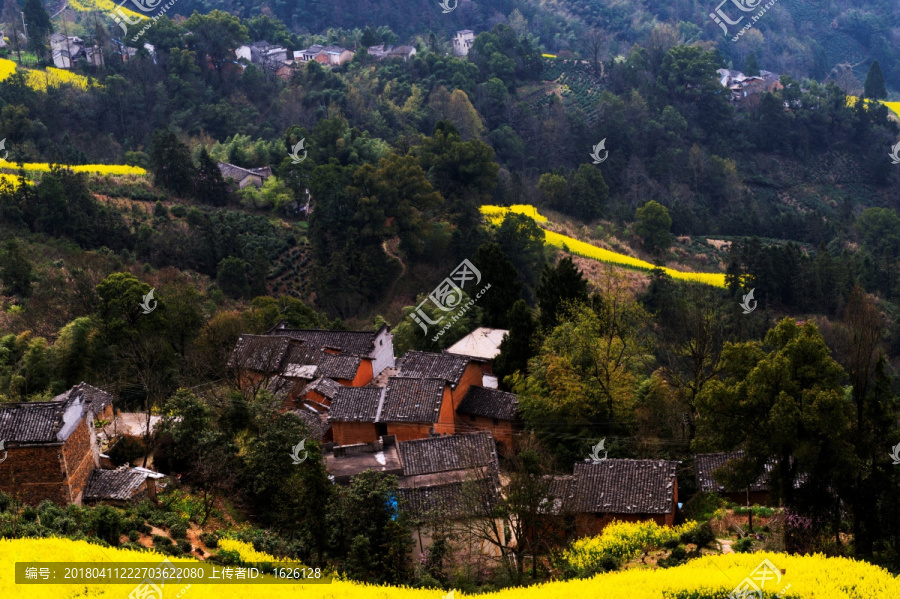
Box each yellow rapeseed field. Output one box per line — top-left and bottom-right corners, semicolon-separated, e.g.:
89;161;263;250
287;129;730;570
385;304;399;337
847;96;900;118
1;538;899;598
68;0;146;21
480;205;727;288
0;58;97;92
0;163;147;176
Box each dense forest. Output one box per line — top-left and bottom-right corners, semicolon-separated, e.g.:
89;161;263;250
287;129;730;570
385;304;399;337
0;0;899;593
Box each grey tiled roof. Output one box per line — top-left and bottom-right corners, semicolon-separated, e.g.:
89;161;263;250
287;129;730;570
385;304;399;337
268;326;380;357
380;377;445;423
288;409;328;441
217;162;272;181
0;401;69;443
694;451;806;493
398;432;498;477
300;377;342;400
228;335;291;372
570;459;678;515
53;382;114;419
83;468;148;501
542;475;575;514
457;386;518;421
396;351;477;388
328;387;384;422
319;354;361;380
398;472;501;520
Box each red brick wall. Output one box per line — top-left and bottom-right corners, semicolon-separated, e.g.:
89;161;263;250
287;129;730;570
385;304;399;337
303;389;331;409
350;359;374;387
62;418;97;504
433;386;455;435
459;415;514;454
387;423;432;442
451;363;485;409
0;444;69;505
332;421;379;445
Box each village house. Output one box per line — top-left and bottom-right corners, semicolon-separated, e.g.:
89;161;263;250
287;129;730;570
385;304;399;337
694;450;806;506
324;434;404;484
453;30;475;56
396;432;504;561
82;466;161;506
268;322;395;377
295;44;354;66
228;334;376;398
445;326;508;388
563;459;680;537
455;386;518;453
396;350;488;407
0;382;115;505
236;41;289;72
716;68;783;104
367;44;417;62
217;162;273;189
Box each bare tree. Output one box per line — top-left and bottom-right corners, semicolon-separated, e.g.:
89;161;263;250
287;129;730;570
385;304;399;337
585;28;606;76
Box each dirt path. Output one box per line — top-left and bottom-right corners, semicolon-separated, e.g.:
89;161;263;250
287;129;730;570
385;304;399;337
382;237;406;300
718;538;734;554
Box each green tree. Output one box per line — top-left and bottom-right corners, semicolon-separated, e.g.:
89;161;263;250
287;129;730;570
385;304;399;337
23;0;52;57
150;129;196;196
0;240;33;297
493;299;537;385
183;10;248;76
863;60;887;100
216;256;251;299
537;172;568;210
392;290;482;354
473;242;521;328
857;207;900;258
744;53;760;76
495;212;546;303
634;200;672;255
330;470;411;584
194;147;229;206
536;256;588;330
695;319;855;520
569;164;609;220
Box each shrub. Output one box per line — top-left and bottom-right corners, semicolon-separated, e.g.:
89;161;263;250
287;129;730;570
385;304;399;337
682;493;726;523
128;530;140;542
179;540;193;553
152;535;173;548
212;549;242;566
658;545;688;568
734;537;754;553
169;522;188;539
200;532;219;548
680;522;716;548
92;505;123;546
170;204;187;217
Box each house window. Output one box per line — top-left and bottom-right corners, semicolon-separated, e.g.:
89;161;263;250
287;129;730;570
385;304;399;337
470;414;476;421
380;340;383;346
492;418;499;426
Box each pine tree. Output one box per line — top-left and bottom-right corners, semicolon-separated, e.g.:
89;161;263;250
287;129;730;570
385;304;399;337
536;256;589;330
744;52;760;76
863;60;887;100
149;129;196;196
193;147;229;206
22;0;51;58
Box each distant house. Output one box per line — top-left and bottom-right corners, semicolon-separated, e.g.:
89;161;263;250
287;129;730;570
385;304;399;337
217;162;273;188
453;30;475;57
269;322;395;377
694;450;804;505
396;432;504;560
566;459;680;537
250;41;289;71
0;31;6;49
299;376;343;411
456;386;518;453
53;382;115;423
296;44;353;66
84;46;105;67
228;334;375;391
716;68;782;104
445;327;508;361
396;350;488;408
50;34;83;66
0;394;102;504
367;44;416;62
82;466;160;506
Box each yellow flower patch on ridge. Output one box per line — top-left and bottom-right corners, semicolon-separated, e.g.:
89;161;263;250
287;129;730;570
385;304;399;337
480;204;727;288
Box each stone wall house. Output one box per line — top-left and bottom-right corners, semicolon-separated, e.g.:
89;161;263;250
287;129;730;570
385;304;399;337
268;322;395;377
453;30;475;56
217;162;273;189
0;396;103;505
567;459;680;537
